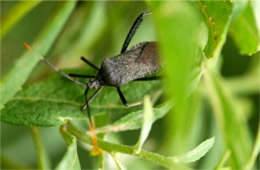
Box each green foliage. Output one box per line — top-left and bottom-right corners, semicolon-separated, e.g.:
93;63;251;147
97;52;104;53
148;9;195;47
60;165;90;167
134;96;154;153
0;0;41;39
204;69;252;168
229;2;260;55
172;137;215;163
197;0;233;59
0;1;76;109
56;125;81;170
0;76;161;126
1;1;259;169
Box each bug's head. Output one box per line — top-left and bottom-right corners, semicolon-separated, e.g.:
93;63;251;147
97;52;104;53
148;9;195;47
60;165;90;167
88;79;100;89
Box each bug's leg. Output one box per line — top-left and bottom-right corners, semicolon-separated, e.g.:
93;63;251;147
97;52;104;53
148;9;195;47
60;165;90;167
120;10;152;53
81;86;104;111
116;87;142;107
134;76;162;81
83;87;103;155
68;74;96;78
80;56;100;71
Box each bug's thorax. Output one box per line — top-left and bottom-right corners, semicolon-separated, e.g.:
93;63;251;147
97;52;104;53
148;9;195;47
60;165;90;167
87;79;101;89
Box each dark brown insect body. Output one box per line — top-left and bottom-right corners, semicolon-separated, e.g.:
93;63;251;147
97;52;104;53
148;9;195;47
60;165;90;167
96;42;159;87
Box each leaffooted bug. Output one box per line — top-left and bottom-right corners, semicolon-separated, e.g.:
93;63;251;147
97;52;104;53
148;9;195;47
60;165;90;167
24;10;161;155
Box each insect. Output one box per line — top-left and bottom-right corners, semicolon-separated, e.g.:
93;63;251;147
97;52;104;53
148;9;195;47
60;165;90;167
24;10;161;154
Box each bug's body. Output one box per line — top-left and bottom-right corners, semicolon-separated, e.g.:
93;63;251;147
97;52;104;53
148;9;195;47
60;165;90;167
36;10;161;153
97;42;159;87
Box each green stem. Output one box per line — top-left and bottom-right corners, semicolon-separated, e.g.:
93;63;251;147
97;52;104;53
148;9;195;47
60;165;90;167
215;150;231;169
67;122;188;169
244;123;260;170
31;127;50;169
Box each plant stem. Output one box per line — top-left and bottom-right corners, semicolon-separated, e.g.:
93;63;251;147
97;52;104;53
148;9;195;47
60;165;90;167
67;121;188;169
31;127;50;169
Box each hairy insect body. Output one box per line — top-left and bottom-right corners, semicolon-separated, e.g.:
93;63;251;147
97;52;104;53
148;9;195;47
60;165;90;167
98;42;159;87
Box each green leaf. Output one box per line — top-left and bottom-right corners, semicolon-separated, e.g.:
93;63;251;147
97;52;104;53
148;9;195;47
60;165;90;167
134;96;154;154
197;0;233;58
1;1;41;39
229;2;260;55
172;137;215;163
148;1;203;154
0;1;76;110
204;68;252;168
0;75;161;126
55;125;80;170
95;102;171;134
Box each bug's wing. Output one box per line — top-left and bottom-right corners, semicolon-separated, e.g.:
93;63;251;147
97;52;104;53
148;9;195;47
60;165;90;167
135;42;160;71
101;42;160;86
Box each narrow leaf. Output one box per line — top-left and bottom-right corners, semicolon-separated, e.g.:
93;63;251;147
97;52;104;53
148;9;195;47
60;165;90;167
197;0;233;58
204;68;252;168
0;1;76;109
172;137;215;163
55;125;81;170
134;96;154;154
148;1;203;154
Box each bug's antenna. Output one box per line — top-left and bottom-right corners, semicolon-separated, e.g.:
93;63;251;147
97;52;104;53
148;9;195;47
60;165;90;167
23;42;86;86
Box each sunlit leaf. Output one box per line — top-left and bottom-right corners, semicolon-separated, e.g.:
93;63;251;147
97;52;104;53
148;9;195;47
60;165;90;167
172;137;215;163
148;1;203;154
134;96;154;154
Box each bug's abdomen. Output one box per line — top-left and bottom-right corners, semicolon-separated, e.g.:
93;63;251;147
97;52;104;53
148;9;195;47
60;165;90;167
100;42;160;86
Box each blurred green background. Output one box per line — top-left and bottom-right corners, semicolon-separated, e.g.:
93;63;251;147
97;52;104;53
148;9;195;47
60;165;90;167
1;1;259;169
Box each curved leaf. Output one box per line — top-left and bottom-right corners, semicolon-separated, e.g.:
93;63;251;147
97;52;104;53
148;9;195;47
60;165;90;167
172;137;215;163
